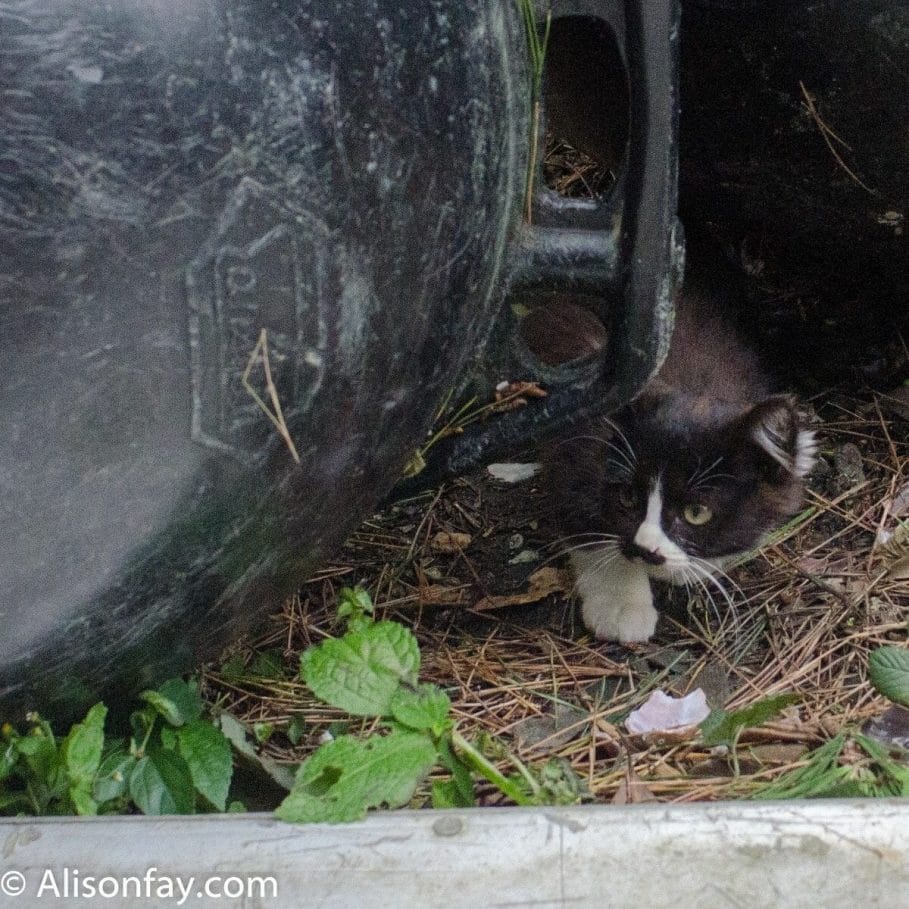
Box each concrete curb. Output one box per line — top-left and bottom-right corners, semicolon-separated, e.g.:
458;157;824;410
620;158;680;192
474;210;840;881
2;800;909;907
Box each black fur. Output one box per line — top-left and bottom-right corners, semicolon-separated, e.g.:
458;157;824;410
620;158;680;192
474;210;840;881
543;291;813;568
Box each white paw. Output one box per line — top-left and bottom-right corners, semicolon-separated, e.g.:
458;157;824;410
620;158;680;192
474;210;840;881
581;594;658;643
571;549;659;643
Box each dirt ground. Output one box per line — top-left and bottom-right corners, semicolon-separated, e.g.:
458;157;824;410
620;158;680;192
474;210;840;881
202;134;909;806
205;379;909;805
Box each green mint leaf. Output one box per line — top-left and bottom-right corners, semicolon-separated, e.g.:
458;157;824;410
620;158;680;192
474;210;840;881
139;678;203;727
0;741;18;782
16;732;58;783
336;587;375;625
437;737;476;806
219;652;247;680
389;685;452;735
93;752;136;804
431;779;465;809
250;651;287;680
537;757;584;805
129;749;195;815
218;713;296;792
62;703;106;788
61;702;106;815
139;691;181;726
431;773;475;808
701;693;800;747
175;720;233;811
70;788;98;816
869;646;909;707
285;715;306;746
276;729;437;823
301;621;420;716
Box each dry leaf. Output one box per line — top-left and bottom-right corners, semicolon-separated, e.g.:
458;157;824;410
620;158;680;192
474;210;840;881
430;531;472;553
625;689;710;735
513;703;587;752
416;584;470;606
833;442;865;486
489;382;544;412
748;743;808;765
880;522;909;568
472;566;568;611
888;555;909;580
888;479;909;519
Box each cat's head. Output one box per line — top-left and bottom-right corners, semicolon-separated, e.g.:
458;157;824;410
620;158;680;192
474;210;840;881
550;394;816;581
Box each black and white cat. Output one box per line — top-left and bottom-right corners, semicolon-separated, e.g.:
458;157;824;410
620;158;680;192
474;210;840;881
543;293;816;642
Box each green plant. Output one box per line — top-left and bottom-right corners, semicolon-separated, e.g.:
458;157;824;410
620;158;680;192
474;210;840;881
867;645;909;706
753;733;909;799
276;588;582;823
517;0;552;222
0;678;234;816
697;693;800;776
751;644;909;800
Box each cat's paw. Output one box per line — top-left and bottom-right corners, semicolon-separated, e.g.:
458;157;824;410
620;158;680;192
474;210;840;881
581;592;658;643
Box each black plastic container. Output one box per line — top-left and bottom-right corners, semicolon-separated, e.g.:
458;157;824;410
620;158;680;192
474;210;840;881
0;0;681;718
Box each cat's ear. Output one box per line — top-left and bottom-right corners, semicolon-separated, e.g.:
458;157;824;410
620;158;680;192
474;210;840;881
741;395;816;479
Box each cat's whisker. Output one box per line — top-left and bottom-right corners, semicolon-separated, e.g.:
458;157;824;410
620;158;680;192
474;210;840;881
536;541;609;571
688;560;736;615
605;457;634;480
555;541;618;560
688;455;724;488
567;544;622;600
685;565;727;637
557;423;639;475
586;545;622;578
542;532;620;551
598;416;638;467
687;457;741;492
540;534;621;573
690;472;739;492
693;556;746;602
687;559;743;643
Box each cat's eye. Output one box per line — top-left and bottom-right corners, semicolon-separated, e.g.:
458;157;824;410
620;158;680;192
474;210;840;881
683;503;713;526
617;487;636;509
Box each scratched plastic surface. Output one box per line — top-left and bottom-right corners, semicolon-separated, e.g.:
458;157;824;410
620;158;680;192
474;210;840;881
0;0;530;718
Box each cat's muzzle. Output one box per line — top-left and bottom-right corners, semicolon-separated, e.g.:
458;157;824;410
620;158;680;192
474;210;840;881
622;542;667;566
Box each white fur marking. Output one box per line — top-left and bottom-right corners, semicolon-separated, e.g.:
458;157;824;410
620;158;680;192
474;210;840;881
753;424;817;478
632;480;688;569
752;425;791;471
632;479;665;551
795;429;818;478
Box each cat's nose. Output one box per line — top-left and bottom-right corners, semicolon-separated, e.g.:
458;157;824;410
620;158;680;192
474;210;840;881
623;542;666;566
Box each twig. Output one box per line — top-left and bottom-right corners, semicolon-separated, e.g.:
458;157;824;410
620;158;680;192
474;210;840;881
241;328;301;464
799;81;878;197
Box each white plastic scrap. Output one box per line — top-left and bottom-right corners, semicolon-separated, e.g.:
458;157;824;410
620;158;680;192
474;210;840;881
625;688;710;735
486;462;541;483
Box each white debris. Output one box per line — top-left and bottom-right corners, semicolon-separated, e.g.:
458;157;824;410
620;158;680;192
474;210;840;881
486;462;541;483
625;688;711;735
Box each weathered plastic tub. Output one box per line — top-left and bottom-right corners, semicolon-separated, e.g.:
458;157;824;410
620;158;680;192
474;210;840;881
0;0;680;718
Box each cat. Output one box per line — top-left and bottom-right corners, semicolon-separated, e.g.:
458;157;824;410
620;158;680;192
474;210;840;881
541;291;817;643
